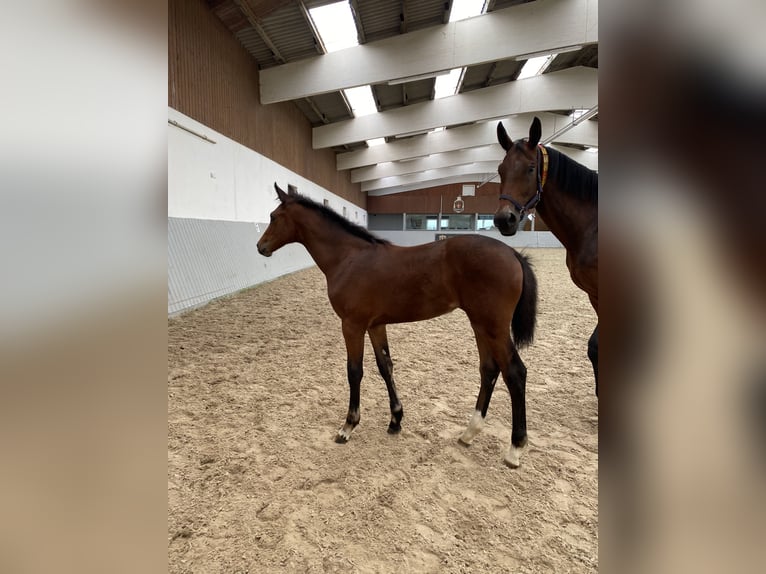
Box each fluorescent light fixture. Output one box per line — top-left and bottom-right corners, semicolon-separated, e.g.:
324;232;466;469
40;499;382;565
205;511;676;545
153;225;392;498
572;108;588;120
514;45;582;61
434;68;463;99
308;1;358;53
366;138;386;147
449;0;486;22
344;85;378;117
572;106;599;124
394;129;432;139
517;55;554;80
388;70;451;85
541;105;599;144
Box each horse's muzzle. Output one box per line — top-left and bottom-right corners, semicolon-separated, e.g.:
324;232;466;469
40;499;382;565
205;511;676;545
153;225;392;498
494;210;518;236
257;241;272;257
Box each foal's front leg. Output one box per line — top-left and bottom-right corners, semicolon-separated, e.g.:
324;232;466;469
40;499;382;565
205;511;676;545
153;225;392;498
335;322;365;443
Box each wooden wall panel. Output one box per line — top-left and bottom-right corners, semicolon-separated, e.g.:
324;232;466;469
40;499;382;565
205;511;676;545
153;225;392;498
168;0;365;207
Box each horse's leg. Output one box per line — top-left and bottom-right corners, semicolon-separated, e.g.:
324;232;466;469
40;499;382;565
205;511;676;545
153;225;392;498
335;321;365;444
500;342;528;468
367;325;403;434
458;334;499;446
588;325;599;397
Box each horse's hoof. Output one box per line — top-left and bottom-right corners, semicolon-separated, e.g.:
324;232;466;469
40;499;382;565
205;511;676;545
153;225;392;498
457;436;472;447
503;444;524;468
387;424;401;434
334;433;349;444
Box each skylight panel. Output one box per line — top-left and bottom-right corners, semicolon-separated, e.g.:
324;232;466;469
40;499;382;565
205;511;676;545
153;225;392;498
309;3;378;119
434;68;463;99
449;0;486;22
517;55;554;80
308;1;359;53
366;138;386;147
344;85;378;117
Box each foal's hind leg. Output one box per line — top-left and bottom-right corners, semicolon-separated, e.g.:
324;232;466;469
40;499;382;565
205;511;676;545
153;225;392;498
368;325;403;433
459;336;499;445
501;347;528;468
336;321;365;443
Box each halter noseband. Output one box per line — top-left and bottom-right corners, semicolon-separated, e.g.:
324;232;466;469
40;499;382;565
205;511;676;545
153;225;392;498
499;144;549;217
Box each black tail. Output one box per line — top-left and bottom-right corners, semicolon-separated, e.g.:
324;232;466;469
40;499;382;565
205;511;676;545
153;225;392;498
511;251;538;348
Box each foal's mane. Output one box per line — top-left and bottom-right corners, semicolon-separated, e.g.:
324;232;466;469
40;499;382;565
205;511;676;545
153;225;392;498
544;145;598;204
289;193;391;245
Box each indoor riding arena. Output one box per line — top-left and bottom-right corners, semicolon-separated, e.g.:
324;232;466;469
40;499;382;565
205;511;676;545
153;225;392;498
169;0;598;572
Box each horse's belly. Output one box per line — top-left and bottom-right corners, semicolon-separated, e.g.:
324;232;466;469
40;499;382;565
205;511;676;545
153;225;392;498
374;295;458;325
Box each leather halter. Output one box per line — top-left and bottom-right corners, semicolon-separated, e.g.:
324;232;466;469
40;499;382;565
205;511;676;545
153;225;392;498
499;144;549;217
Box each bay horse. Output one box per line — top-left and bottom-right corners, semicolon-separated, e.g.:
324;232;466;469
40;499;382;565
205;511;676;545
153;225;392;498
257;183;538;467
494;117;598;395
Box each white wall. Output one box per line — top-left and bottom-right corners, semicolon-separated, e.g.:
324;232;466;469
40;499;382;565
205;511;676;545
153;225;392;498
168;108;366;225
168;108;368;315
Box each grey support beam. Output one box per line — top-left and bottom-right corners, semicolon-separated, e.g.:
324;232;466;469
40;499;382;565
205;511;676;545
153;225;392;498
337;113;598;170
314;67;597;148
260;0;598;103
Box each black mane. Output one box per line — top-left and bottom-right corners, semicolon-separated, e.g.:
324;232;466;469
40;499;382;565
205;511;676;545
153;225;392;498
291;193;391;245
544;146;598;204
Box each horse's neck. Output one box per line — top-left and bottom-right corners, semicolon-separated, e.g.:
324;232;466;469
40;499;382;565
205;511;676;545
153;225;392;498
296;214;368;276
536;183;595;254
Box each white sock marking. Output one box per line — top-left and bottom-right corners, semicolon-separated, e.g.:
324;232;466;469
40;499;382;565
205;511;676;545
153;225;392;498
460;410;484;444
504;443;525;468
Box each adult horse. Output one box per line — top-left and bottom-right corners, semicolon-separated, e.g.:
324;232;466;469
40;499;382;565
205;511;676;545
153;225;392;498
257;183;538;467
493;117;598;395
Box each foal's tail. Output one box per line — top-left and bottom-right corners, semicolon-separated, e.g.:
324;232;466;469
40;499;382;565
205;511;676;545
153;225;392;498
511;251;538;349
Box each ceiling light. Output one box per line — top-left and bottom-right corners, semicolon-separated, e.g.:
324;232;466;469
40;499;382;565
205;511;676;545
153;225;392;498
387;70;451;85
514;45;583;61
394;129;432;139
344;85;378;117
434;68;463;99
517;55;554;80
366;138;385;147
449;0;486;22
308;1;359;53
572;108;591;120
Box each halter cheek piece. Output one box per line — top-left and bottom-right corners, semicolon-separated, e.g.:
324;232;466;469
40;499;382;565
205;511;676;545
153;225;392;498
499;144;549;218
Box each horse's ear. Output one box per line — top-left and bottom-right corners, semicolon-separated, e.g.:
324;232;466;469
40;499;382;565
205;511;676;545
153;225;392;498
497;122;512;151
527;117;542;149
275;182;288;203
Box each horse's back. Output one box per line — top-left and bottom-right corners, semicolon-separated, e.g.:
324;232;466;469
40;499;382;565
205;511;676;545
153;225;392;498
443;235;522;274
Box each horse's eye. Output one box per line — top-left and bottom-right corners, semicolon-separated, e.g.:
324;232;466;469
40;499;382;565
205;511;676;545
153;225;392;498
528;166;535;174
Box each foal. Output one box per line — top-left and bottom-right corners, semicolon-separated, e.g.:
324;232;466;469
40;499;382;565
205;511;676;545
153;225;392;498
257;184;538;467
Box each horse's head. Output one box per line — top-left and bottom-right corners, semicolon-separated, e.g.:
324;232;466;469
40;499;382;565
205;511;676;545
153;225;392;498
494;117;544;236
257;183;299;257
